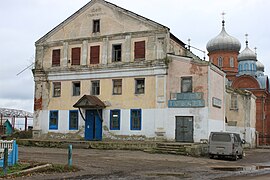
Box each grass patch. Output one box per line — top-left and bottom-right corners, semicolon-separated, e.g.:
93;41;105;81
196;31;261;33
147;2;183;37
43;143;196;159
0;161;80;178
0;163;30;176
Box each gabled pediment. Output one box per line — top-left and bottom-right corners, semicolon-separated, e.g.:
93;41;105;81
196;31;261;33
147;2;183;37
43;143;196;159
36;0;168;44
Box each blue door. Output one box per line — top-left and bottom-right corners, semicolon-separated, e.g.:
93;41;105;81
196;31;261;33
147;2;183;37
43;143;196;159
85;110;102;141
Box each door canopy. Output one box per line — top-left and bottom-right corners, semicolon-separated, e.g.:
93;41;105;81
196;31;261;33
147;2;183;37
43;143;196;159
73;95;106;109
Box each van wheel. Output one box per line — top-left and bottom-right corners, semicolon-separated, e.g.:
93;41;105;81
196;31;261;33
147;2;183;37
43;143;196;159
239;154;243;159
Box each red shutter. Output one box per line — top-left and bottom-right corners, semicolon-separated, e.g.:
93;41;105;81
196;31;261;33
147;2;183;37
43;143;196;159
135;41;145;59
52;49;60;66
72;47;81;65
90;46;100;64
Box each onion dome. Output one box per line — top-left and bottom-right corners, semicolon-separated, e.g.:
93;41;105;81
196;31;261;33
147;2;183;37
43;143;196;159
256;60;264;72
238;40;257;61
206;20;241;52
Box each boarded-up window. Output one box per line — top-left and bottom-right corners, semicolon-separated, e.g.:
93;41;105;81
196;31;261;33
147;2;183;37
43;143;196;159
52;49;60;66
181;77;192;93
134;41;145;59
72;47;81;65
90;46;100;64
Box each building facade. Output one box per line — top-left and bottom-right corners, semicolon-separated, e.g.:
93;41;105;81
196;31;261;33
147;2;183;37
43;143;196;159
32;0;226;142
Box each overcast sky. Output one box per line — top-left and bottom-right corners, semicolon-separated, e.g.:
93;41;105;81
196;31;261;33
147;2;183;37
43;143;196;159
0;0;269;113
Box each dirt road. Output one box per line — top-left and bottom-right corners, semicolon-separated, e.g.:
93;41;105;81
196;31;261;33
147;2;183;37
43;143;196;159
17;146;270;179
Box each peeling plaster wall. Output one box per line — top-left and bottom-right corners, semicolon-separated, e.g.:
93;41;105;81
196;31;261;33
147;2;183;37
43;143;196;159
167;108;209;142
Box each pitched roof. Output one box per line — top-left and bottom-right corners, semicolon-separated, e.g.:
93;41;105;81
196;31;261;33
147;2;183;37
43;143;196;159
73;95;106;109
36;0;169;44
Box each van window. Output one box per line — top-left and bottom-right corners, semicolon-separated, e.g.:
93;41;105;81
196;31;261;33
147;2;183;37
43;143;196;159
211;134;231;142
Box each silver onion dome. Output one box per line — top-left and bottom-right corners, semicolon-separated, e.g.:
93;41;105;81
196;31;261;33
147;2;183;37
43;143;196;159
238;41;257;61
256;60;264;72
206;20;241;52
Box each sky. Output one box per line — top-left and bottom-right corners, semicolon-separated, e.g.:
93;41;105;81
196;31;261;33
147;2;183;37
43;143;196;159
0;0;269;113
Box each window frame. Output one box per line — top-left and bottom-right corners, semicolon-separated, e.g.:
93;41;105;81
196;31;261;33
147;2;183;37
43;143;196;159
135;78;145;94
93;19;100;33
218;57;223;67
110;109;121;130
91;80;100;95
230;57;234;67
90;45;100;64
230;94;238;110
71;47;81;65
69;110;79;130
130;109;142;130
49;110;58;130
72;81;81;96
181;76;192;93
52;49;60;66
134;41;145;60
112;79;122;95
112;44;122;62
52;82;61;97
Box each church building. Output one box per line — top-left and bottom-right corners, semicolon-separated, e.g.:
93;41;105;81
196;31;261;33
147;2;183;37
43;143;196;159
207;19;270;145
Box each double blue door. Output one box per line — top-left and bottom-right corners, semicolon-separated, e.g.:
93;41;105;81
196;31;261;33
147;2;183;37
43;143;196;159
85;110;102;141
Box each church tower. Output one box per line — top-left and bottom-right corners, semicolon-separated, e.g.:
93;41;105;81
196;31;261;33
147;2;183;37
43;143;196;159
206;16;241;82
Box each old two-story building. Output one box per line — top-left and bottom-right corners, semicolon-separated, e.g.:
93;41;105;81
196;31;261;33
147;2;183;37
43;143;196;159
32;0;226;142
225;87;256;147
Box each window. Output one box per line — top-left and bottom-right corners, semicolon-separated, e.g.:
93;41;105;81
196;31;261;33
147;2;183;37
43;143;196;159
93;19;100;33
230;94;238;110
110;110;120;130
91;80;100;95
135;78;145;94
69;110;78;130
130;109;141;130
134;41;145;59
71;47;81;65
90;46;100;64
72;82;80;96
53;82;61;97
113;79;122;95
112;44;122;62
239;64;242;72
181;77;192;93
52;49;60;66
253;64;256;71
218;57;223;67
49;110;58;130
244;63;249;71
230;57;234;67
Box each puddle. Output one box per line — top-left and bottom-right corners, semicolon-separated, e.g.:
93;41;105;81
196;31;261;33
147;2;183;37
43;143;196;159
211;165;270;171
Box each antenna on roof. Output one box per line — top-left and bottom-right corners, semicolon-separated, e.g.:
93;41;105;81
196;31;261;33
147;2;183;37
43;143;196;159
187;38;206;60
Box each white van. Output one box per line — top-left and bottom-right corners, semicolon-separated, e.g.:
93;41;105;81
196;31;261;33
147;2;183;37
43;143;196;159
208;132;245;160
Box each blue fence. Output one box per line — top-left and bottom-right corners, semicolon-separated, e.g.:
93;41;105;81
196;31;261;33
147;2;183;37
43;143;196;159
0;140;18;167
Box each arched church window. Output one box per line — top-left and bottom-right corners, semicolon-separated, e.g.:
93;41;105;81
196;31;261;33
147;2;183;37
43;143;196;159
239;64;242;72
250;64;253;71
230;57;234;67
218;57;223;67
244;63;249;71
253;64;256;71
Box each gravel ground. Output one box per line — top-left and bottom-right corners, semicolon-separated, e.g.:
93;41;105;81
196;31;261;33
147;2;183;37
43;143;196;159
14;146;270;179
